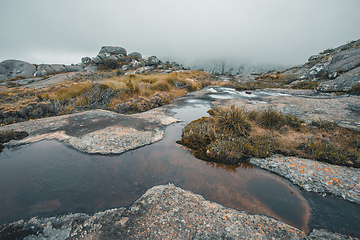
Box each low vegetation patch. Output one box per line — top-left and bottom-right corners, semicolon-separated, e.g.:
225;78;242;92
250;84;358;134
178;106;360;168
230;73;298;90
0;130;29;152
0;70;219;125
291;80;320;90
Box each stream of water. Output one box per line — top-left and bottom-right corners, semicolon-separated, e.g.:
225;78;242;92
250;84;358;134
0;87;359;237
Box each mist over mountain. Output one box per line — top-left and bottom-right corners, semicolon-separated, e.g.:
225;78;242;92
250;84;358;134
1;0;359;68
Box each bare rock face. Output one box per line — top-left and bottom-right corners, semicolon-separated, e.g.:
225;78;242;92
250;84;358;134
145;55;161;66
128;52;142;60
33;64;84;77
0;184;354;239
0;60;36;80
318;66;360;92
98;46;127;56
327;48;360;77
281;39;360;93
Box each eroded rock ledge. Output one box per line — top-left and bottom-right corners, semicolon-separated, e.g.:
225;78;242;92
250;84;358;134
1;184;356;240
250;155;360;204
0;108;177;154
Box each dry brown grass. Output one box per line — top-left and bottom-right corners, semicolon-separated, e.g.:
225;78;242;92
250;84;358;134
0;70;218;124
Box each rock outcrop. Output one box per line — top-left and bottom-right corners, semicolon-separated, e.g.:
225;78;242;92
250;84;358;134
0;60;36;80
0;60;85;81
281;39;360;93
0;184;355;240
1;46;186;82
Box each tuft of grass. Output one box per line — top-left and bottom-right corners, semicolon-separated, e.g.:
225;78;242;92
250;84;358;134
178;106;360;167
212;105;251;137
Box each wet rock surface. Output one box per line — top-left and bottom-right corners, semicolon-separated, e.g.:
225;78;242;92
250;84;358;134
208;87;360;131
1;184;356;240
0;108;177;154
1;86;360;239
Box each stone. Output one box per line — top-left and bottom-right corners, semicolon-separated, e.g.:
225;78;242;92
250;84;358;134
64;65;84;72
107;55;119;61
122;65;129;71
49;64;67;73
99;46;127;56
34;65;53;77
128;52;142;60
92;55;104;64
81;57;91;64
0;60;36;80
145;56;161;66
308;54;321;62
130;60;141;68
318;66;360;92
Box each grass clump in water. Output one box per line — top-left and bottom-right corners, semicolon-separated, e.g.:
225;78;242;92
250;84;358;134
178;105;360;168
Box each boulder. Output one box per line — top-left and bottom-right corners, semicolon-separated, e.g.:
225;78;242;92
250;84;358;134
128;52;142;60
308;54;321;62
327;48;360;77
0;60;36;79
92;55;103;64
64;65;84;72
130;60;141;68
107;55;119;61
145;56;161;66
99;46;127;56
122;65;129;71
318;67;360;92
0;64;7;80
81;57;92;64
49;64;67;73
34;65;54;77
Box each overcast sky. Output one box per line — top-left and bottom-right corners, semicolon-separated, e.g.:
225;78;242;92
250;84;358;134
1;0;359;67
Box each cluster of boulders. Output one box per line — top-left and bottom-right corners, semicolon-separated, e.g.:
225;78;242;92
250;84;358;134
0;46;187;82
0;60;84;81
81;46;187;74
282;39;360;93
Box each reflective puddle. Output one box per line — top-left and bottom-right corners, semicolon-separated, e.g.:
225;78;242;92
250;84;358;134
0;88;359;237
